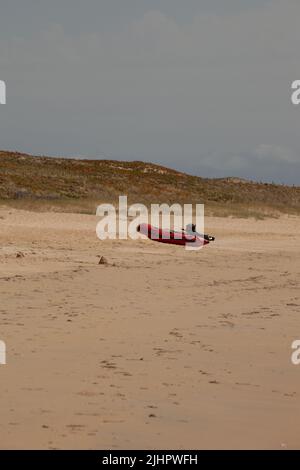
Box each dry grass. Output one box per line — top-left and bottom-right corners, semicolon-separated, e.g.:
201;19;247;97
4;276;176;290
0;150;299;218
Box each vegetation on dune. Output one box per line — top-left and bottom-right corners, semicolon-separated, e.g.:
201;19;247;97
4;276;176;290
0;150;299;217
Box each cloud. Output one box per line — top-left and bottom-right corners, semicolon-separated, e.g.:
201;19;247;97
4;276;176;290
0;0;299;184
255;144;298;164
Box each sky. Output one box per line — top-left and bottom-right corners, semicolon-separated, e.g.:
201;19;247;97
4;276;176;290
0;0;299;184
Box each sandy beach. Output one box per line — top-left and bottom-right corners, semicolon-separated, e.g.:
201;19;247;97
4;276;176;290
0;206;299;450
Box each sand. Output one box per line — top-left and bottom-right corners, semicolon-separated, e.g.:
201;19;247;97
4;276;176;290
0;206;299;450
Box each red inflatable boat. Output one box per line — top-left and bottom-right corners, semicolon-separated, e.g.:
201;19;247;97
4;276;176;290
137;223;210;248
